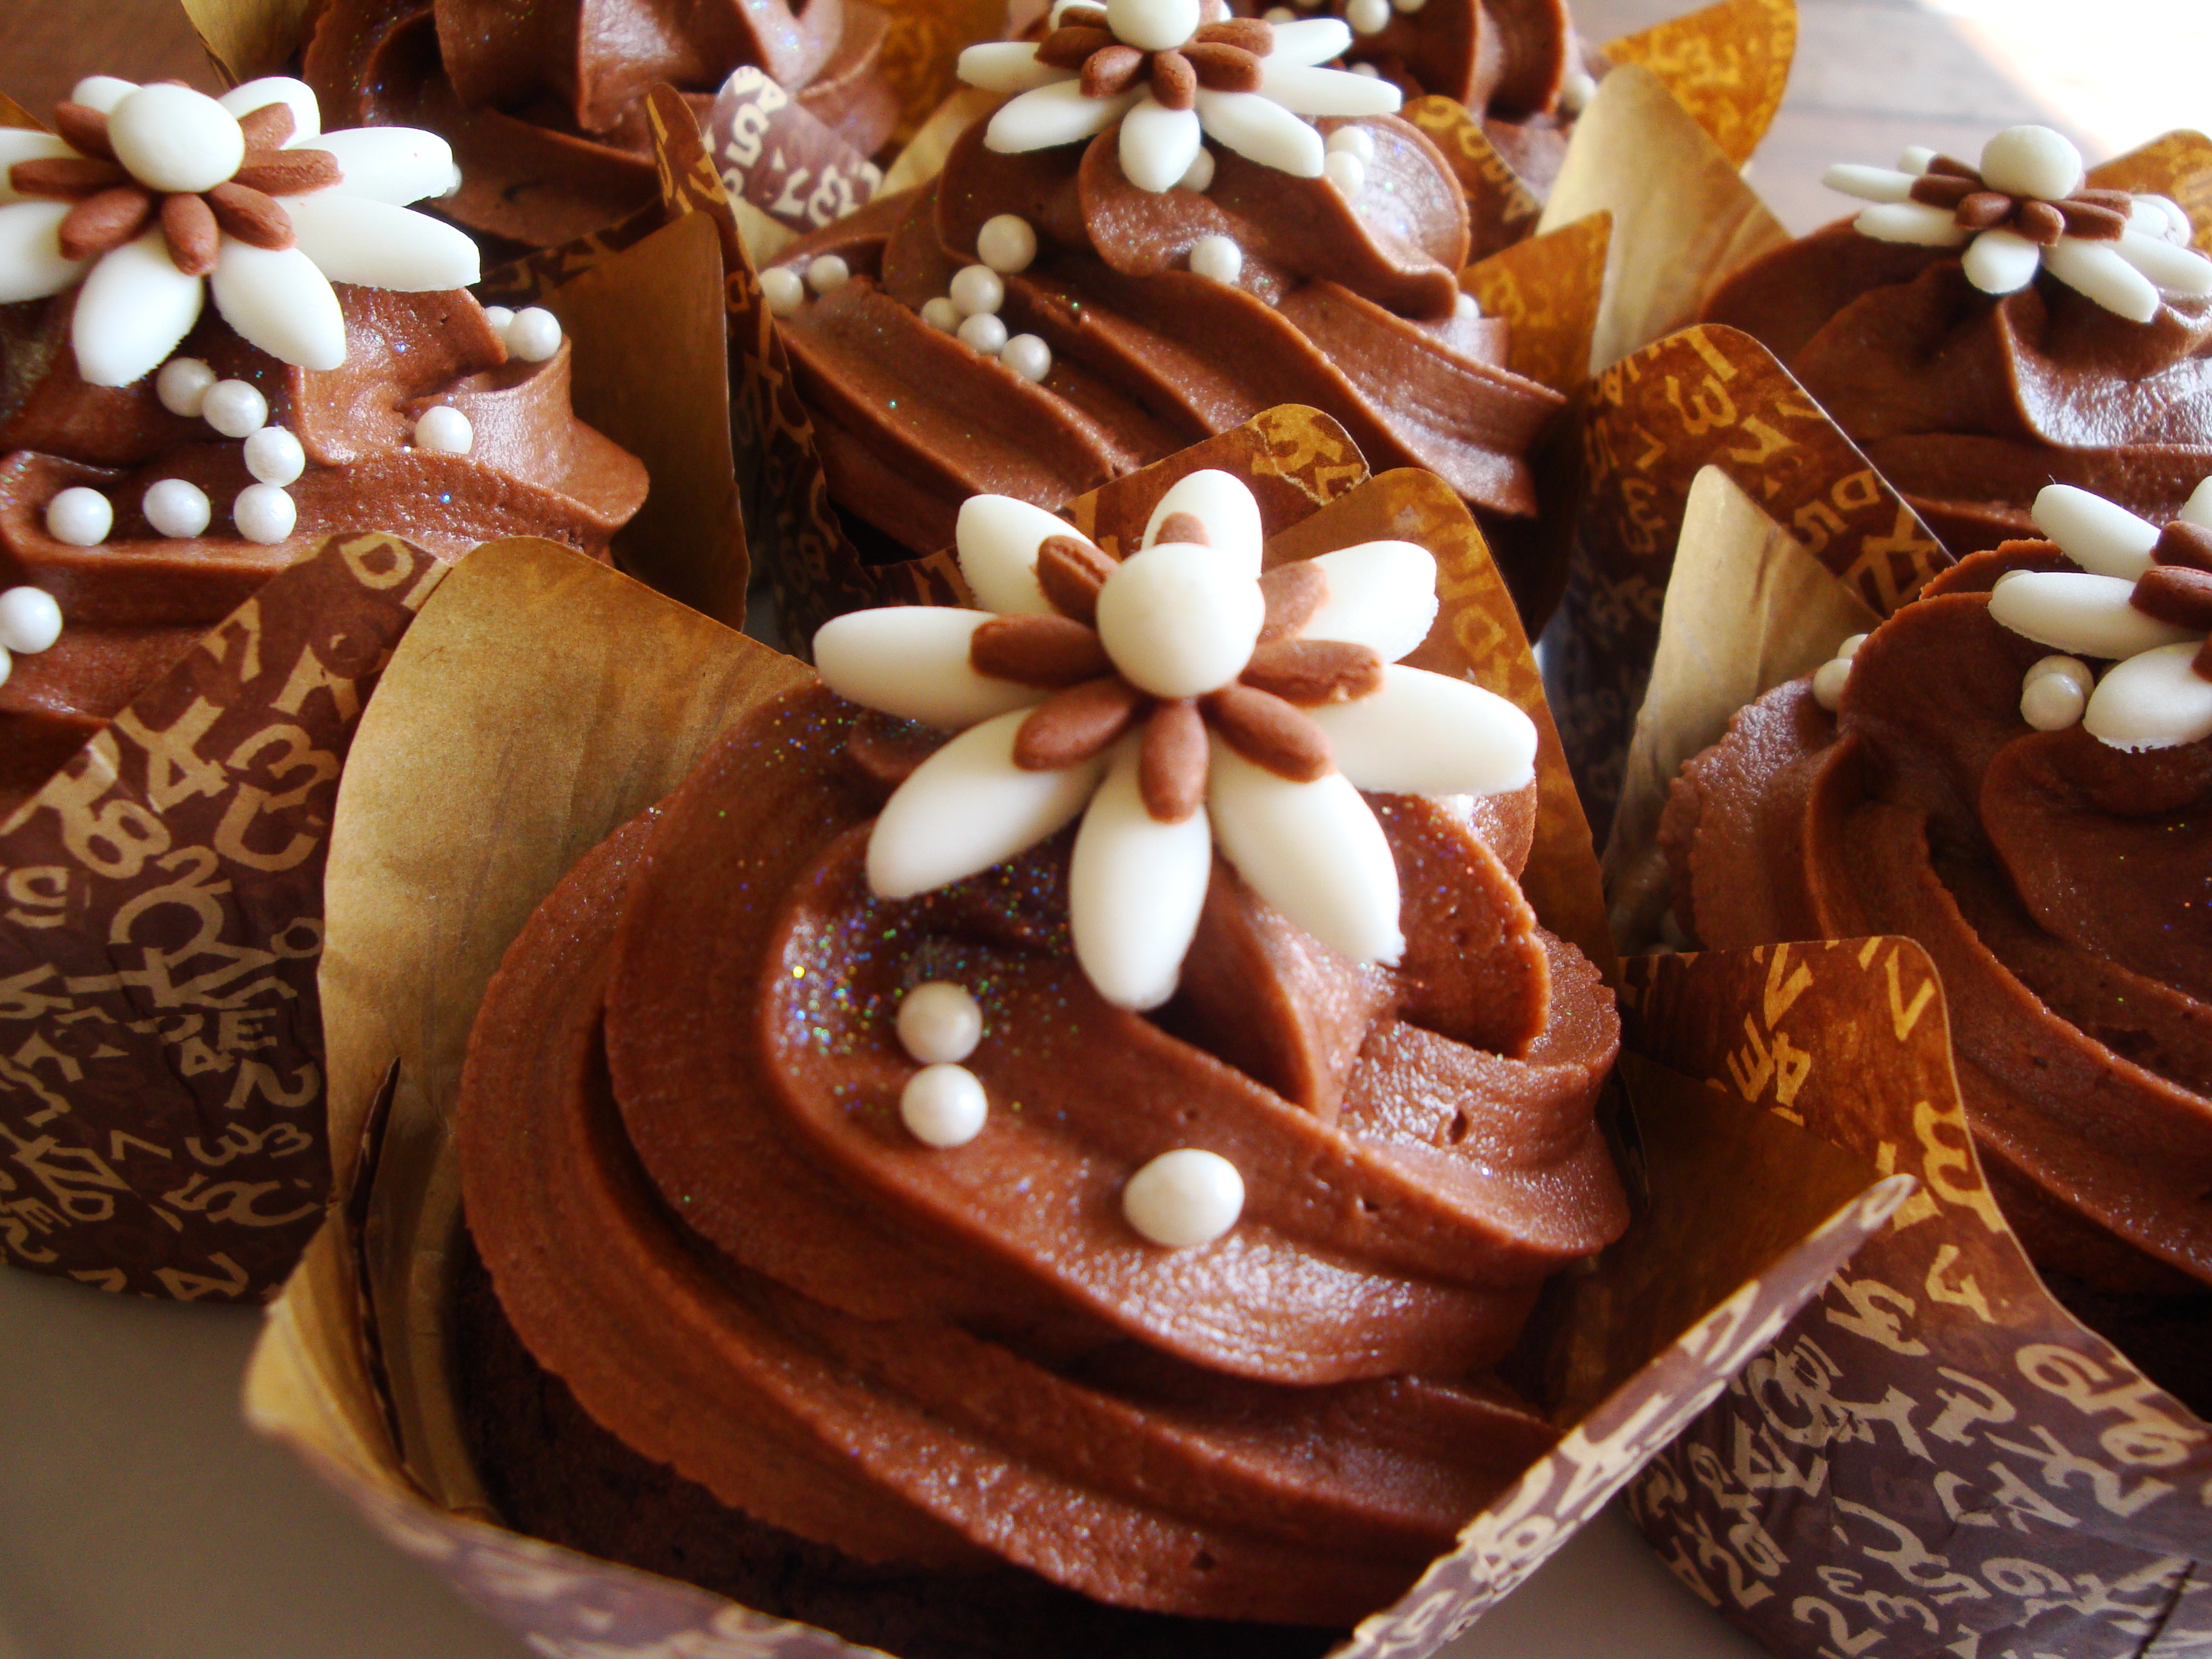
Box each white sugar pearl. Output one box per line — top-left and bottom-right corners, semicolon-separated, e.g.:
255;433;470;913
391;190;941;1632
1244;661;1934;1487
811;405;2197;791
2025;652;2093;691
1326;125;1375;164
1123;1148;1243;1247
957;312;1009;355
142;477;212;538
900;1064;988;1148
1454;289;1480;318
1323;150;1366;196
1392;0;1427;10
108;84;243;195
44;487;111;547
804;255;850;296
505;306;563;362
1178;147;1215;193
0;647;13;688
242;425;305;486
1837;632;1868;660
1107;0;1200;53
413;405;474;455
1189;233;1243;284
977;215;1037;275
155;357;215;418
1980;126;2083;203
950;264;1005;317
1811;655;1852;711
1350;61;1381;76
921;296;960;333
1346;0;1391;34
1558;69;1597;115
201;378;268;439
1001;333;1053;383
1264;5;1296;19
760;266;806;317
233;483;296;545
481;305;515;333
896;982;984;1064
0;586;61;655
1096;542;1267;698
2021;663;2090;731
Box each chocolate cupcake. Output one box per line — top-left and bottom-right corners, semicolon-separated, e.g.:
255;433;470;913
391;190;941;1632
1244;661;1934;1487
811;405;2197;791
302;0;904;251
1658;478;2212;1409
1703;123;2212;557
456;466;1628;1653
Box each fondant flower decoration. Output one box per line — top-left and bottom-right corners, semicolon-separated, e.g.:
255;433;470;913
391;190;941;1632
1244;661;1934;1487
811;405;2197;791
1824;125;2212;323
958;0;1399;192
814;471;1538;1009
1982;480;2212;751
0;75;475;387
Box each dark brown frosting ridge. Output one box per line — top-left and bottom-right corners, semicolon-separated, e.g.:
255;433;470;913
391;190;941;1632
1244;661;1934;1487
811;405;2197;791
460;682;1626;1627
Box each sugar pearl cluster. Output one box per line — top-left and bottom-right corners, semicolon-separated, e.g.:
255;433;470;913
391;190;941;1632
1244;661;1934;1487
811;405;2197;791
1810;631;1867;711
0;585;64;689
1262;0;1427;33
479;304;565;366
1322;122;1372;198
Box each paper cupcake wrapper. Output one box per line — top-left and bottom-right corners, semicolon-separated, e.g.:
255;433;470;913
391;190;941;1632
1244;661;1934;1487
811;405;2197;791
1619;940;2212;1657
240;414;1906;1659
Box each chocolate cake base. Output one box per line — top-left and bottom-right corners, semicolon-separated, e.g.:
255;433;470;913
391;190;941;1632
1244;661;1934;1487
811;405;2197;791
449;1234;1349;1659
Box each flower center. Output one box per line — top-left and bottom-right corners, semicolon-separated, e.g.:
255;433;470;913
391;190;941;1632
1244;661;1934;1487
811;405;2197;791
1039;2;1272;109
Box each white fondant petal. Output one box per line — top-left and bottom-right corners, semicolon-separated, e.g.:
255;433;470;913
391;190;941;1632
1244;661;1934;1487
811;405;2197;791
1207;741;1401;964
1265;17;1353;66
2184;477;2212;531
0;201;87;304
954;495;1071;615
1255;62;1401;118
986;81;1136;154
282;192;480;290
1119;98;1203;195
959;42;1070;95
69;76;138;115
1069;741;1213;1008
1961;228;2042;295
1309;666;1536;796
2030;484;2159;580
1822;164;1916;204
1142;468;1262;574
0;132;76;204
207;238;346;372
1986;570;2196;660
2083;641;2212;751
1852;201;1971;247
1300;540;1438;660
2114;228;2212;298
814;608;1047;729
220;77;321;143
1193;89;1324;179
314;127;457;205
72;230;204;387
2042;236;2160;323
868;710;1107;899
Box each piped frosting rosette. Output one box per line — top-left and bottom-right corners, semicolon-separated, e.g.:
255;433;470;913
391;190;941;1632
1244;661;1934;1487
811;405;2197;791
458;466;1629;1632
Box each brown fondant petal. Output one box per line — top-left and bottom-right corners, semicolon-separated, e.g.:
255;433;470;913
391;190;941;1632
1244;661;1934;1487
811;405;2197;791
2056;198;2128;242
2076;187;2136;212
1013;677;1147;770
235;102;296;150
2131;565;2212;631
1925;154;1980;180
1185;43;1261;94
1203;683;1333;781
11;155;130;199
1040;25;1115;70
970;614;1113;686
1082;44;1147;99
205;182;296;250
2197;636;2212;680
1154;510;1208;546
1139;698;1208;821
1907;173;1974;210
56;186;153;260
1195;18;1272;53
1059;2;1110;27
2013;199;2065;246
232;148;343;197
1150;51;1197;111
1955;191;2014;230
1037;533;1118;623
1257;563;1327;644
50;103;113;160
1239;638;1386;705
2156;520;2212;573
158;190;220;275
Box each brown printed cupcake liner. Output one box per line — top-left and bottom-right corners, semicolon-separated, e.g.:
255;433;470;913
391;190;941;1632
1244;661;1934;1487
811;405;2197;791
1618;940;2212;1659
239;411;1908;1659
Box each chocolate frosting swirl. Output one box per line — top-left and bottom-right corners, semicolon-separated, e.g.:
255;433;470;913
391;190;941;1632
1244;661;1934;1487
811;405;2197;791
460;681;1626;1627
1662;547;2212;1307
0;284;647;814
1704;221;2212;557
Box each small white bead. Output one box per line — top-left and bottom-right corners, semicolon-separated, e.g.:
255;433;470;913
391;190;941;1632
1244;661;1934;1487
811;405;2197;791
242;425;305;486
1188;233;1244;284
1346;0;1390;32
2020;665;2090;731
0;646;13;689
155;356;215;418
1837;632;1868;660
1979;125;2083;203
804;255;850;296
0;586;61;655
760;266;806;317
1812;655;1852;712
957;312;1009;355
481;305;515;334
1000;333;1053;383
1392;0;1427;10
2025;652;2093;691
976;214;1037;275
505;306;563;362
44;486;112;547
413;405;474;455
1558;69;1597;115
921;296;961;333
900;1064;988;1148
1123;1148;1244;1247
142;478;212;539
1178;147;1215;193
897;982;984;1064
108;84;243;195
950;264;1005;317
201;378;269;439
1350;61;1381;76
1264;6;1295;19
233;483;296;545
1454;289;1480;319
1326;124;1375;163
1323;150;1367;196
